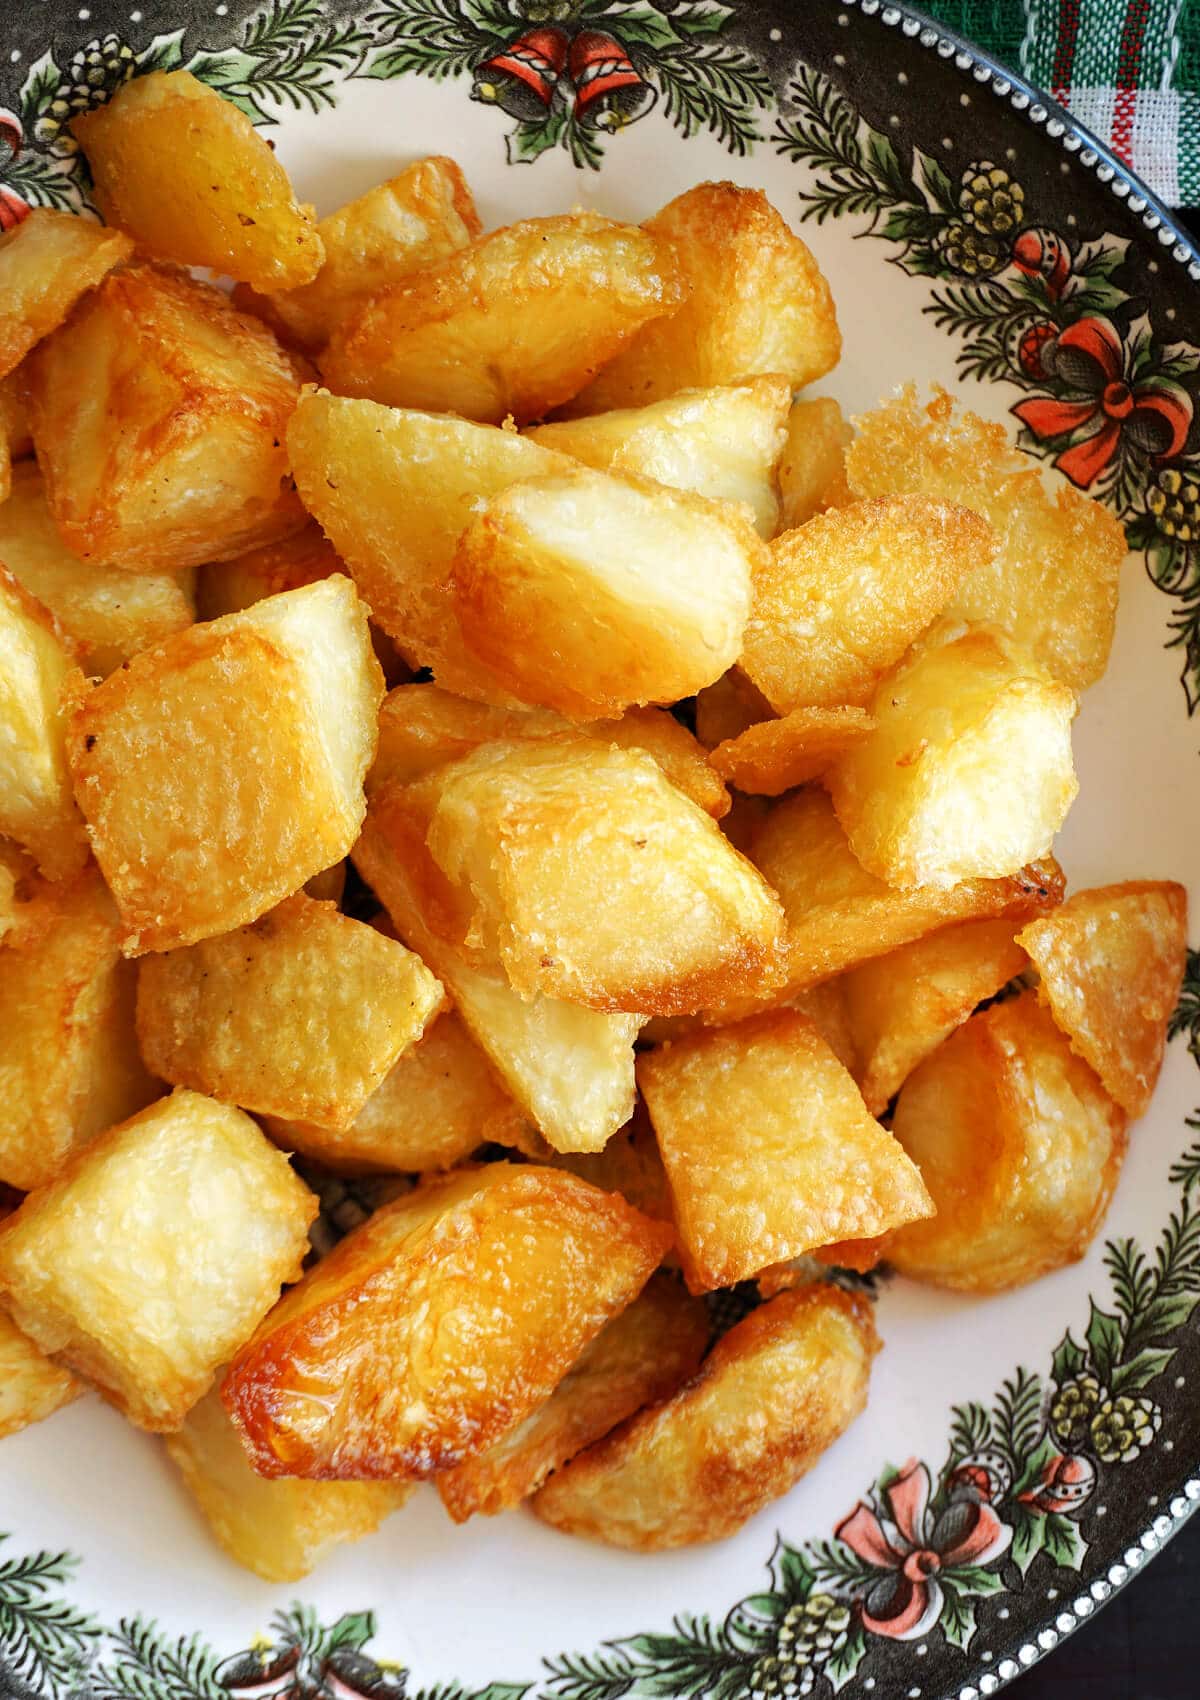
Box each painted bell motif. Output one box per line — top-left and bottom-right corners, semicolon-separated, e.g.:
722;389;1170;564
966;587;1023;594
471;26;571;120
568;30;657;129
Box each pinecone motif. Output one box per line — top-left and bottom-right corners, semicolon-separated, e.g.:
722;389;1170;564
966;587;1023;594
933;219;1007;278
32;35;136;158
1147;467;1200;543
1049;1372;1105;1448
1090;1394;1162;1464
511;0;575;19
747;1595;852;1700
959;161;1026;237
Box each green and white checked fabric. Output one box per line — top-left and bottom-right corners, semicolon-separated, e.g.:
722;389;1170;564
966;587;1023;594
922;1;1200;207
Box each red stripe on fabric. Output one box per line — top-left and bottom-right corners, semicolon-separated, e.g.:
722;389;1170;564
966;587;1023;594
1051;0;1082;104
1112;0;1151;163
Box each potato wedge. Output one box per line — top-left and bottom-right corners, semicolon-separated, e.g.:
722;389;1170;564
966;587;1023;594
437;1274;708;1521
842;918;1028;1115
0;1308;82;1440
639;1011;931;1291
571;183;840;412
452;466;761;718
693;668;774;750
0;1089;316;1430
0;367;33;462
532;1283;877;1549
67;576;382;955
740;497;996;713
710;706;875;795
31;264;307;574
167;1386;410;1582
260;156;480;350
196;521;343;621
829;624;1078;888
543;1107;676;1238
1018;881;1188;1115
888;994;1127;1291
528;376;791;537
777;396;853;530
355;789;640;1152
73;71;322;290
321;212;682;423
0;861;158;1191
223;1163;671;1479
0;209;132;381
846;386;1127;691
749;788;1063;997
0;462;194;675
420;737;784;1015
137;894;443;1129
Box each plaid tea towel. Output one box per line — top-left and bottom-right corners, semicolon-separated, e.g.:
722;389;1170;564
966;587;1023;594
922;1;1200;208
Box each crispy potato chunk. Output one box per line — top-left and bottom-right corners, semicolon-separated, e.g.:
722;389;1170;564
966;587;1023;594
223;1163;671;1479
321;213;682;423
0;368;33;462
640;1012;931;1290
532;1283;876;1548
437;1274;707;1521
0;1308;82;1439
544;1107;676;1238
694;668;774;750
0;569;88;878
0;862;158;1190
829;625;1078;888
842;918;1028;1115
711;706;874;795
137;894;443;1128
528;377;791;537
777;397;853;530
67;577;381;954
453;467;761;719
0;1089;316;1429
30;263;306;573
167;1386;409;1582
288;392;570;695
0;463;193;675
846;386;1126;691
260;157;480;350
421;738;784;1015
264;1009;529;1173
355;792;640;1152
750;789;1063;997
196;522;342;621
740;497;996;713
889;994;1127;1291
1018;881;1188;1115
73;71;322;290
572;184;840;413
0;210;132;381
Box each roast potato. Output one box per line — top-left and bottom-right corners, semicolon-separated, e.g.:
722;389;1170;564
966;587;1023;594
710;706;875;795
196;521;343;621
777;396;853;530
0;1308;82;1440
0;209;131;380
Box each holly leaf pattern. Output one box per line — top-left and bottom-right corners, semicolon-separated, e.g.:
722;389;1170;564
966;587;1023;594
938;1585;979;1653
823;1624;867;1693
1085;1300;1123;1384
1051;1329;1089;1386
1009;1504;1048;1577
1040;1513;1088;1571
768;1539;816;1603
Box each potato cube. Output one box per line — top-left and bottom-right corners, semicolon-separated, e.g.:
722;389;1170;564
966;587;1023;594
421;738;784;1015
30;263;307;573
288;392;570;695
532;1283;876;1549
0;209;132;381
571;183;840;413
829;625;1078;888
260;157;480;351
223;1162;671;1479
73;71;322;290
0;569;88;879
67;576;382;954
710;706;875;796
527;376;791;537
749;789;1064;997
166;1386;410;1582
740;497;996;713
355;791;640;1152
0;1089;316;1429
846;386;1126;691
777;397;853;530
639;1011;931;1291
0;862;158;1190
196;521;342;621
1018;881;1188;1115
453;467;762;719
842;918;1028;1115
137;894;443;1128
0;463;194;676
888;994;1127;1291
320;213;682;424
694;668;774;750
0;1308;82;1440
437;1274;707;1521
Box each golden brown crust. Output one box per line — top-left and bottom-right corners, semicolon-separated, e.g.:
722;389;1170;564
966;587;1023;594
0;210;132;381
196;522;344;620
777;396;853;530
0;1308;82;1440
710;706;875;795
